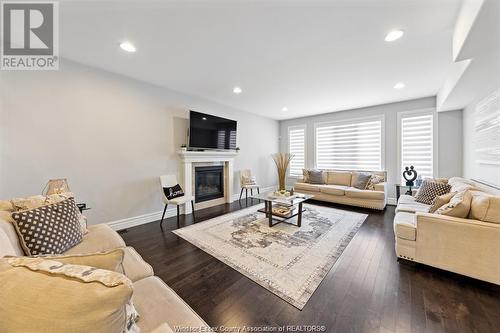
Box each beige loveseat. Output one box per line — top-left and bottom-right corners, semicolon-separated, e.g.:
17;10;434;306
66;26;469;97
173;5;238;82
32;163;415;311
0;207;209;332
394;177;500;285
293;169;388;210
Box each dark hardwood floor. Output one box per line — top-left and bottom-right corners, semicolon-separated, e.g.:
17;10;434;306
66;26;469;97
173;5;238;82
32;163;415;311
120;199;500;332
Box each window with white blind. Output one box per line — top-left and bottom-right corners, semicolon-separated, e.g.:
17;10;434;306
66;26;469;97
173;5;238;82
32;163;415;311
400;113;434;181
315;118;383;171
288;126;306;177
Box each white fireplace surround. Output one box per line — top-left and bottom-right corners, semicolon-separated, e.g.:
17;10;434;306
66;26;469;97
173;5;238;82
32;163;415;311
178;150;239;214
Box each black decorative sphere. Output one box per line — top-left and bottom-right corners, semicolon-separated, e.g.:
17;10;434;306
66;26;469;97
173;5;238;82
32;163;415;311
402;165;418;186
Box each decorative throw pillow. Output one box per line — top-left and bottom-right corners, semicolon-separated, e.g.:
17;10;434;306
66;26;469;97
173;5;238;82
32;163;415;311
11;195;47;211
11;197;83;256
163;184;184;200
31;248;125;272
9;192;88;235
242;175;257;185
435;190;473;218
308;170;324;184
429;192;456;213
469;192;500;223
351;172;372;189
414;180;451;205
302;169;311;183
0;257;139;333
0;200;14;212
366;174;385;190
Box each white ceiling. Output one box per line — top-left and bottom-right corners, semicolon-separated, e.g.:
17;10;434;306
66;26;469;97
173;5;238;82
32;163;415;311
59;0;462;120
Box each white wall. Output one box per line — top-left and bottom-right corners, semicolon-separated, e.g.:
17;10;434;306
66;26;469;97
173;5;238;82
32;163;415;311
463;87;500;187
279;97;463;201
0;60;279;224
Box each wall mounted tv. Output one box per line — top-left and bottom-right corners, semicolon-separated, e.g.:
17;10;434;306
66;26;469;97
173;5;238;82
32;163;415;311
188;111;237;150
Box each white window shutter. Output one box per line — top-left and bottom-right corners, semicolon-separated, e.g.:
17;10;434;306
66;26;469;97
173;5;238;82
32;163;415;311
315;120;382;171
401;114;433;180
289;127;306;176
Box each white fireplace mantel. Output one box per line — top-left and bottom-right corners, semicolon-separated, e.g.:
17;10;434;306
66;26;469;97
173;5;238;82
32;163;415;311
177;150;239;214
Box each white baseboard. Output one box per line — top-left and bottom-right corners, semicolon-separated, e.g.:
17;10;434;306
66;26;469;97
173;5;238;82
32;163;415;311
108;185;278;231
108;186;393;231
107;209;173;231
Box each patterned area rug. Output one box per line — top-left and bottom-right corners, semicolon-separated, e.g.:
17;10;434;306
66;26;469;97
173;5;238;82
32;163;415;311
173;203;367;309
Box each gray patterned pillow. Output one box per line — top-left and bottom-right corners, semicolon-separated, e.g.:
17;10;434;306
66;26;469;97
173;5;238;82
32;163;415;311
352;172;372;189
308;170;324;184
415;180;451;205
11;198;83;255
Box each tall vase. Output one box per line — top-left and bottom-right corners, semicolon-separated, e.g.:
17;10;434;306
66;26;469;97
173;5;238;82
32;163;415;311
272;153;294;193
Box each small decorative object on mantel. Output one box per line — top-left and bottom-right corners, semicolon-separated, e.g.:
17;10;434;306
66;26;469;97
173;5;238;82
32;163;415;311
180;144;187;152
402;165;418;186
272;153;294;193
235;147;240;152
43;178;71;195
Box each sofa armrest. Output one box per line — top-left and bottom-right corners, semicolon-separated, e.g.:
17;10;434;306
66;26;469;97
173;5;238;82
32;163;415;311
373;182;387;192
121;246;154;282
415;212;500;284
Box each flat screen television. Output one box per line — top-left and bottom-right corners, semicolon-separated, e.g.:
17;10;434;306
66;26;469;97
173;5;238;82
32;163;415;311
188;111;237;150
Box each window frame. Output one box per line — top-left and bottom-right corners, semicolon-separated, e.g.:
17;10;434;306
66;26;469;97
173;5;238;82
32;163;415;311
287;124;307;178
313;114;386;171
397;108;438;182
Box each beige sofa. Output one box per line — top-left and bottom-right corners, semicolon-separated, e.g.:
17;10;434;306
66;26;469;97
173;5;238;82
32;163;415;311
293;169;388;210
394;177;500;285
0;213;209;332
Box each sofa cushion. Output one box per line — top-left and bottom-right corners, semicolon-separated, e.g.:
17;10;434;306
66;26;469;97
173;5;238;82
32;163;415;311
345;188;385;200
327;171;352;186
64;224;126;255
121;246;154;282
0;213;24;257
294;182;320;193
0;228;18;258
0;200;14;211
133;276;208;333
414;180;451;205
396;195;431;214
319;185;348;196
394;212;417;241
435;190;472;218
469;192;500;224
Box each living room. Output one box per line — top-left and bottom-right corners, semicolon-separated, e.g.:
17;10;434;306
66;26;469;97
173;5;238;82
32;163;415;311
0;0;499;332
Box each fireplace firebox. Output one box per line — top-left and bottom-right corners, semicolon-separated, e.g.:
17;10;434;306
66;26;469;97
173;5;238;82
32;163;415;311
194;166;224;203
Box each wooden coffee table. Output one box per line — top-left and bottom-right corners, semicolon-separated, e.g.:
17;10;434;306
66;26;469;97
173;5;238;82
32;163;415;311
251;191;314;227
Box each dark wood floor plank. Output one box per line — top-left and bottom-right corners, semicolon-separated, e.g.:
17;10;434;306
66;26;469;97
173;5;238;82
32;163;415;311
120;200;500;332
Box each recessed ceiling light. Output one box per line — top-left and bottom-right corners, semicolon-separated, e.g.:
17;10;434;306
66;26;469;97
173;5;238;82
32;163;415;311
384;30;404;42
202;117;207;120
119;41;136;52
394;82;406;89
233;86;242;94
282;107;288;112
